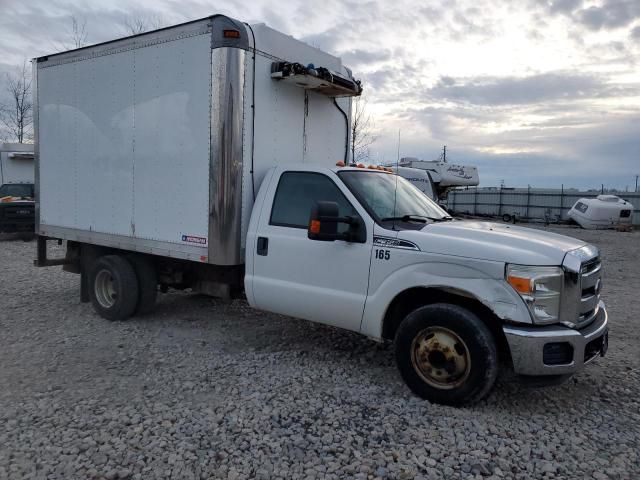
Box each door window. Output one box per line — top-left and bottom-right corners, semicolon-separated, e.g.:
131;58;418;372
270;172;358;232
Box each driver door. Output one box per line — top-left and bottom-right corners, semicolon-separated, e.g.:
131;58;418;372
248;169;373;332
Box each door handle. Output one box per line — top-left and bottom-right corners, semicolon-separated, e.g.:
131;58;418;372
257;236;269;256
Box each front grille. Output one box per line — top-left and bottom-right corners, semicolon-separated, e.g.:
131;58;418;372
574;255;601;329
3;204;34;219
581;256;600;275
563;250;603;329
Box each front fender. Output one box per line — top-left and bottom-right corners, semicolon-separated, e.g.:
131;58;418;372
360;259;532;340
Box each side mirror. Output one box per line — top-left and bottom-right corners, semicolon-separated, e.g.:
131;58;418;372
308;201;366;243
308;201;340;241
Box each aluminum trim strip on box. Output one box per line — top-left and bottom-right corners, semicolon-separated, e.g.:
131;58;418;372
208;47;246;266
31;60;41;235
39;225;207;262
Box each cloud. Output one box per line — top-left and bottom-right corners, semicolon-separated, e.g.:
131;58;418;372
576;1;640;31
548;0;583;14
425;73;603;106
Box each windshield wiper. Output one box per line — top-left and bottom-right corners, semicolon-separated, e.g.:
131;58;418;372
381;214;452;223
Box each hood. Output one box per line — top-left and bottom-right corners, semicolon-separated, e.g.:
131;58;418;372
399;221;586;265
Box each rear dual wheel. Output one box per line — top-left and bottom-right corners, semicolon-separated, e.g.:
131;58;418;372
88;254;157;321
395;303;498;406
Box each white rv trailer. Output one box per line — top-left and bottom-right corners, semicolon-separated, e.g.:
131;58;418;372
568;195;633;229
34;15;609;406
392;166;436;199
396;157;479;200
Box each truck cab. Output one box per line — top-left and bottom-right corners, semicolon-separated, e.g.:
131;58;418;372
246;164;608;405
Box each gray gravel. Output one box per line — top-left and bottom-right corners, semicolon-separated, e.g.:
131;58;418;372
1;226;639;480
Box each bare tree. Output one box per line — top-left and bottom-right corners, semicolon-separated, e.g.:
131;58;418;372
123;12;165;35
53;15;88;52
0;62;33;143
350;95;376;163
69;16;88;48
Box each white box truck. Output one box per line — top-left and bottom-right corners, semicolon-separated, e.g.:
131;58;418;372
34;15;609;405
0;143;35;234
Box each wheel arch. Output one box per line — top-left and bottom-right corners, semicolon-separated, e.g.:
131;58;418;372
381;286;511;362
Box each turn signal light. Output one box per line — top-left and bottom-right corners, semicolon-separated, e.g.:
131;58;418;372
309;220;321;234
507;275;533;295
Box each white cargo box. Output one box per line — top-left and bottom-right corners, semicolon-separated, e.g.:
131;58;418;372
34;15;359;265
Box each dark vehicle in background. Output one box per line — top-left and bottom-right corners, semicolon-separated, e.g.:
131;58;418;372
0;144;35;237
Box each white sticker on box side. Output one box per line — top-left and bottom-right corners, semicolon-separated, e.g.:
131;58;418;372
181;234;207;246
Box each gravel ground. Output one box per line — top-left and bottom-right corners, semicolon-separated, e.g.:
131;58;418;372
1;226;639;480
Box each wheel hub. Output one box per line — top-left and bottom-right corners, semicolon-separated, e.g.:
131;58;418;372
94;269;117;309
411;327;471;389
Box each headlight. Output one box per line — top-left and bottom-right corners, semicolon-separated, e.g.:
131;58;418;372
506;265;563;324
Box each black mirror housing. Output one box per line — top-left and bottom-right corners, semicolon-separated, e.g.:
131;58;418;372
308;201;366;243
308;201;340;241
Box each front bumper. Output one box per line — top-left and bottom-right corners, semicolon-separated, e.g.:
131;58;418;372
503;301;608;376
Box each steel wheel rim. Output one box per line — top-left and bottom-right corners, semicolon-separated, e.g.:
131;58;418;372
95;269;117;309
410;326;471;390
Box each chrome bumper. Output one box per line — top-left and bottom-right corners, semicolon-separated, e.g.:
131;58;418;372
503;301;608;376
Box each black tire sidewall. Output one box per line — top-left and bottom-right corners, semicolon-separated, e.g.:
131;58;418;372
395;303;498;406
88;255;139;321
127;255;158;315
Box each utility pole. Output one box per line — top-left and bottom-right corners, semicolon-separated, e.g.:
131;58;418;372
635;174;638;192
443;145;447;163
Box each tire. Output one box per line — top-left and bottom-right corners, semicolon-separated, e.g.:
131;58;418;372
88;255;139;321
127;254;158;315
395;303;498;406
502;213;512;223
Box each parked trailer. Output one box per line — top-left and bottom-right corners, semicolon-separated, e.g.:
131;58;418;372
568;195;634;229
396;157;479;200
34;15;609;406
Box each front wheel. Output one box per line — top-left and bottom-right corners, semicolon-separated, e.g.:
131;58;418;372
395;303;498;406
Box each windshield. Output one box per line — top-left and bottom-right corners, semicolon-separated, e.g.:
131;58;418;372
0;183;34;198
338;171;450;225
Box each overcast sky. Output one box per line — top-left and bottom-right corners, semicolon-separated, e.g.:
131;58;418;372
1;0;638;189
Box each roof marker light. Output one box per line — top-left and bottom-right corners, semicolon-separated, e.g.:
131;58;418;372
223;29;241;39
